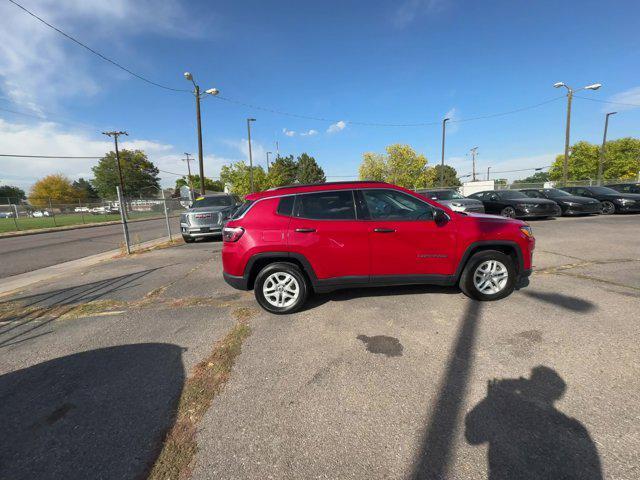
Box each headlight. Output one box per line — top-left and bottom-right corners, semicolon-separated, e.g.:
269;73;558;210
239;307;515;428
516;203;534;208
619;199;636;205
451;202;463;207
520;225;534;239
564;201;578;206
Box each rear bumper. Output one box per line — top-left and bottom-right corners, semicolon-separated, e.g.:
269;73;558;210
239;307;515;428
223;271;249;290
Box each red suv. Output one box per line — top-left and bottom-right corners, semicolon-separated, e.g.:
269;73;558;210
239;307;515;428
222;181;534;313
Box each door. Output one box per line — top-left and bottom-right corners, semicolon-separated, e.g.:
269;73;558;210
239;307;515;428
360;189;457;277
287;190;370;281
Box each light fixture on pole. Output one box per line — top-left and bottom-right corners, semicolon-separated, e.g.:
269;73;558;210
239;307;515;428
247;118;256;193
553;81;602;186
598;112;617;185
183;71;219;195
440;117;450;187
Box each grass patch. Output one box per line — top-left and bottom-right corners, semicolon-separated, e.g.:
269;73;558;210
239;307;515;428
148;321;252;480
113;238;185;259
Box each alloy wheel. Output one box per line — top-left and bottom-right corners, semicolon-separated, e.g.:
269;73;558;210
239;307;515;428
262;272;300;308
601;201;615;215
473;260;509;295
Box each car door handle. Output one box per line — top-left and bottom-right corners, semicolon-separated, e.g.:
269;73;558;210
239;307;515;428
295;228;316;233
373;228;396;233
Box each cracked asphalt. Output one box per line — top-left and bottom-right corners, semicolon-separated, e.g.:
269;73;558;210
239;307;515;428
1;214;638;479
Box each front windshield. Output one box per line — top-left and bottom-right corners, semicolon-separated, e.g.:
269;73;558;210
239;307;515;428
543;188;571;198
588;186;620;195
191;196;233;208
499;191;528;199
424;190;465;200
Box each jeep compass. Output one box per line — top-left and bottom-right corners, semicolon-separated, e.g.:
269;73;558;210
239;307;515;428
222;181;534;314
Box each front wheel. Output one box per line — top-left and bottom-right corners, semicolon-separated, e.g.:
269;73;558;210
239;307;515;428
500;206;517;218
459;250;517;301
254;262;309;314
600;200;616;215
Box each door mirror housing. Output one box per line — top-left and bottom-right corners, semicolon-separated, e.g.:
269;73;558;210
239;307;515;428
434;208;450;226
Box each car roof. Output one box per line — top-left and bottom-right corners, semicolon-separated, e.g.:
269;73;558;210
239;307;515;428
245;181;392;201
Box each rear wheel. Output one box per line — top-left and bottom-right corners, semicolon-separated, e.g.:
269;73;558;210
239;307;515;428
182;235;195;243
459;250;516;301
500;206;516;218
600;200;616;215
254;262;309;314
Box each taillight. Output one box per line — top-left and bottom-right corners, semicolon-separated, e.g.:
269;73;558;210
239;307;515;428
222;227;244;242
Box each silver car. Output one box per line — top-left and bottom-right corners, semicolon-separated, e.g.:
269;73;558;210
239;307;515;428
417;189;485;213
180;193;241;243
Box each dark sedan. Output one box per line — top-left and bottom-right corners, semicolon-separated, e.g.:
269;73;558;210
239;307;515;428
606;183;640;194
561;186;640;215
467;190;561;218
519;188;601;216
416;189;485;213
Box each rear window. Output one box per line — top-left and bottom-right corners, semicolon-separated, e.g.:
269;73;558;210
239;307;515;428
277;196;295;216
230;200;253;219
294;191;355;220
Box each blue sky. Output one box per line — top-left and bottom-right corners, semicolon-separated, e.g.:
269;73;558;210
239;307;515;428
1;0;639;190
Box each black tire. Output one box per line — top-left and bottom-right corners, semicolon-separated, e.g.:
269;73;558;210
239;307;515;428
600;200;616;215
500;206;517;218
182;235;196;243
254;262;309;314
459;250;517;301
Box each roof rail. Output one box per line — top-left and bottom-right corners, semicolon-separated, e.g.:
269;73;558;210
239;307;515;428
268;180;388;190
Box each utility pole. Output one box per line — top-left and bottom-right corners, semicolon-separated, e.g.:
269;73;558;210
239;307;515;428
470;147;478;182
487;166;491;181
247;118;256;193
103;131;128;198
598;112;617;185
440;118;450;187
266;151;272;173
275;140;280;158
182;153;195;196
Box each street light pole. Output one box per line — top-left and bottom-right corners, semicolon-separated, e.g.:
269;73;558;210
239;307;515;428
487;166;491;181
183;72;219;196
554;82;602;186
598;112;617;185
266;151;272;173
440;118;450;187
247;118;256;193
470;147;478;182
102;130;128;197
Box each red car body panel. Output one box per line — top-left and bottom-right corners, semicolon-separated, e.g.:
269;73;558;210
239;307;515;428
222;182;534;289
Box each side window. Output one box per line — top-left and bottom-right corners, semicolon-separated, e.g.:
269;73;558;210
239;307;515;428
276;196;295;216
619;185;630;193
230;200;253;219
574;188;588;196
488;193;499;201
362;189;433;221
525;191;541;198
294;191;355;220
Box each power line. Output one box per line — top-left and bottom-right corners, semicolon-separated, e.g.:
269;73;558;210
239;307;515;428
6;0;189;93
0;154;102;159
574;95;640;108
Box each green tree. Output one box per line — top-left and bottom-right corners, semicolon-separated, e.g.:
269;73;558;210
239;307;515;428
220;161;268;196
0;185;26;204
174;175;224;193
358;144;429;188
295;153;326;184
91;149;160;199
421;165;462;188
512;171;550;188
548;138;640;183
29;174;81;207
72;178;99;200
267;155;298;187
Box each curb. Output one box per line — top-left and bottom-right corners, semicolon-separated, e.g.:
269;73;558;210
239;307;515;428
0;215;179;239
0;236;172;298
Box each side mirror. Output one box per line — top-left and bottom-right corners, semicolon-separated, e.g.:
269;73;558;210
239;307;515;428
434;208;450;226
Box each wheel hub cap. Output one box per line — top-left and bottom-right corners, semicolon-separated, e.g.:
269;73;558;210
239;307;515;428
473;260;509;295
263;272;300;308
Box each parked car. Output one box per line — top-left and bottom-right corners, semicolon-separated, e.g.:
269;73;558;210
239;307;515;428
519;188;601;216
560;186;640;214
416;188;485;213
180;193;241;243
0;211;15;218
31;210;51;217
222;181;535;313
91;206;112;215
467;190;561;219
605;183;640;195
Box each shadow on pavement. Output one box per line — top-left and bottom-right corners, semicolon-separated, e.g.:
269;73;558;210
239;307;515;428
465;366;602;479
0;267;163;349
0;343;185;480
412;291;600;479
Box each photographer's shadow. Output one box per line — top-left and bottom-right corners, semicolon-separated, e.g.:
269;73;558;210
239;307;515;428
465;366;602;480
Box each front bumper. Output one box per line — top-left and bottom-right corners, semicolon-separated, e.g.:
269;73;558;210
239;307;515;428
563;203;602;215
618;203;640;213
180;224;223;237
516;206;561;218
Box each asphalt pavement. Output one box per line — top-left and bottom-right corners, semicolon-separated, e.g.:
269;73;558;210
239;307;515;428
0;217;180;278
1;214;638;479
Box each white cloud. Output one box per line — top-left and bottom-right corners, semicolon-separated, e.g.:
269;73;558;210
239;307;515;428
282;128;296;137
444;107;459;134
606;86;640;112
300;129;318;136
327;120;346;134
0;0;205;112
393;0;448;28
